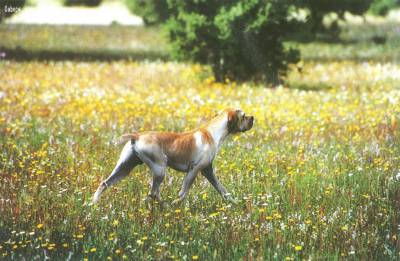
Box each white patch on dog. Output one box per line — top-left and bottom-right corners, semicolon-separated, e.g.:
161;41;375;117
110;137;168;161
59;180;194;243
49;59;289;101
194;131;203;147
117;141;133;165
207;115;228;147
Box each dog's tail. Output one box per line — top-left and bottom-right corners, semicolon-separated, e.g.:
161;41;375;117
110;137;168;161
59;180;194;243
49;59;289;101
115;133;139;145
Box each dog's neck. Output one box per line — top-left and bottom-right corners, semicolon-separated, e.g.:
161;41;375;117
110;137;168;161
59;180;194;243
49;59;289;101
206;115;230;147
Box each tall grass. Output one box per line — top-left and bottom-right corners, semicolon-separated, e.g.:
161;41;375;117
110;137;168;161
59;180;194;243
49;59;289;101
0;19;399;259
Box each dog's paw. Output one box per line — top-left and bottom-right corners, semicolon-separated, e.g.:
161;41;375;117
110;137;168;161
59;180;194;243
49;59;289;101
223;193;238;204
143;195;153;209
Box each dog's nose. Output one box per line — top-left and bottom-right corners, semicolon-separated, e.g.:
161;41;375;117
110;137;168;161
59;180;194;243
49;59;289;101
249;116;254;127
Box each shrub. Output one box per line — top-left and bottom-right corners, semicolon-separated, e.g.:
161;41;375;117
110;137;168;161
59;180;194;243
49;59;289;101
299;0;373;16
166;0;300;84
63;0;102;7
0;0;25;22
125;0;169;25
297;0;374;34
369;0;400;16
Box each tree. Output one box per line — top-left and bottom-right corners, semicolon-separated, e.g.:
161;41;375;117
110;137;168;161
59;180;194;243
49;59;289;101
63;0;102;7
166;0;300;84
125;0;169;25
369;0;400;16
297;0;374;34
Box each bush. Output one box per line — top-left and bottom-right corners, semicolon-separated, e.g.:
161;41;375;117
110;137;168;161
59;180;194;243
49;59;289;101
0;0;25;22
297;0;373;34
369;0;400;16
63;0;102;7
125;0;169;25
166;0;300;84
299;0;373;16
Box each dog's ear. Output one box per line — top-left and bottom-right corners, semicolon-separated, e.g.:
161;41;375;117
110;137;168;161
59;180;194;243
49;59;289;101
227;110;239;133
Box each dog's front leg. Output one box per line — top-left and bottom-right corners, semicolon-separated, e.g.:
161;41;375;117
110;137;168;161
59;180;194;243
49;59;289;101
201;164;231;201
172;168;199;205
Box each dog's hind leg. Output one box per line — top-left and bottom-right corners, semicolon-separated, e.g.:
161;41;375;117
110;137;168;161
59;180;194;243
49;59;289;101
172;167;199;205
93;141;142;203
148;164;166;202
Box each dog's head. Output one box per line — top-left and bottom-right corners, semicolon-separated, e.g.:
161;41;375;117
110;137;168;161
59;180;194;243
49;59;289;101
225;108;254;133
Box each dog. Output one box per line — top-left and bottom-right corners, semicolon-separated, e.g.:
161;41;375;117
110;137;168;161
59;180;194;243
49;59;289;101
92;108;254;204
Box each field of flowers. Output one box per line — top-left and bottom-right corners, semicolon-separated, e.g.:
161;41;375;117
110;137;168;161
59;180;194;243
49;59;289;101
1;24;400;260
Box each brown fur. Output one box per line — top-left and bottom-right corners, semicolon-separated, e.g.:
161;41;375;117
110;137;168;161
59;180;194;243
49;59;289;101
165;132;196;167
136;132;196;167
227;109;239;133
199;128;214;145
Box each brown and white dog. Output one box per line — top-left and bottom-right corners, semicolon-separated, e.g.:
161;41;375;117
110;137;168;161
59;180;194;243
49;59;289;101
93;108;254;204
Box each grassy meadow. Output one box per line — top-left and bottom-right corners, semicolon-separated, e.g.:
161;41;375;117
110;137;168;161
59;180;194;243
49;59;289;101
0;20;400;260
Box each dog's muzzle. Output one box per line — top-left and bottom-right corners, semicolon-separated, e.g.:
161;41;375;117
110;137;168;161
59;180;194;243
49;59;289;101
247;116;254;130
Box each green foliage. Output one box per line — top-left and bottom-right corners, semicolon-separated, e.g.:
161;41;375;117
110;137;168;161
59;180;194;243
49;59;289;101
297;0;374;34
0;0;25;22
299;0;373;16
125;0;169;25
369;0;400;16
167;0;300;84
63;0;102;7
